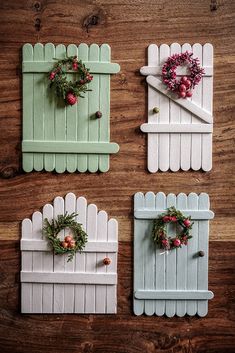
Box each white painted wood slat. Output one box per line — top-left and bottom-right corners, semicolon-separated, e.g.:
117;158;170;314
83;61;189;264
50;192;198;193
42;203;54;313
75;196;87;313
147;44;159;172
32;211;43;313
106;218;118;313
21;219;33;313
140;43;213;172
21;193;118;314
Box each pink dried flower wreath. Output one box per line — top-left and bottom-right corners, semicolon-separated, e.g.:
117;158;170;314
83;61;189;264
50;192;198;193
162;51;205;99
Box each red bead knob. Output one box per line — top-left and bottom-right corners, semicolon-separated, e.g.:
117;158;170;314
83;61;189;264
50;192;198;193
103;257;111;265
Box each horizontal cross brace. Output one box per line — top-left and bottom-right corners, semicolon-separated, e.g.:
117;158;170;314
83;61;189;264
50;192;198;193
21;240;118;252
140;123;213;134
140;65;213;76
22;61;120;74
21;271;117;285
146;76;213;124
134;209;214;220
22;141;120;154
134;290;214;300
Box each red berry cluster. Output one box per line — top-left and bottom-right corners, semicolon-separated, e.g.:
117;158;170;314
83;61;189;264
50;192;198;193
178;76;193;98
61;235;76;249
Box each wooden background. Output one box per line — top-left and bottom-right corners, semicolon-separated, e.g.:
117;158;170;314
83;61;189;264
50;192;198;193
0;0;234;352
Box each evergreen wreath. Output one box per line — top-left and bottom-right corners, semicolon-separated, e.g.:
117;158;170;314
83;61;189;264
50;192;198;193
48;56;93;106
162;51;204;99
152;206;193;250
43;212;88;262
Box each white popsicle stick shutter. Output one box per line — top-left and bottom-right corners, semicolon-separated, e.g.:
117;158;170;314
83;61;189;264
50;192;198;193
21;193;118;314
133;192;214;317
140;43;213;172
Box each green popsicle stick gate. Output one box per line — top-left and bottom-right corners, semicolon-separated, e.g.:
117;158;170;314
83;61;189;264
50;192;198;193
22;43;120;173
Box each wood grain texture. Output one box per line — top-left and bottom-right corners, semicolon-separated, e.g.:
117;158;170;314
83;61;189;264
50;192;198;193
0;240;235;353
0;0;234;351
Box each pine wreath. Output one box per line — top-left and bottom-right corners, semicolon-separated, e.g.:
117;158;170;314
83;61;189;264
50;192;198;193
48;56;93;106
43;212;88;262
152;206;193;250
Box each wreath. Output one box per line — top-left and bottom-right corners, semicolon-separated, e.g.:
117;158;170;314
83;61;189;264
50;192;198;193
43;212;88;262
162;51;204;99
152;206;193;250
48;56;93;106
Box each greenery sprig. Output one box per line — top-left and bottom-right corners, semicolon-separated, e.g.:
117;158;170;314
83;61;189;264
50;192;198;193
48;56;93;106
43;212;88;262
152;206;193;251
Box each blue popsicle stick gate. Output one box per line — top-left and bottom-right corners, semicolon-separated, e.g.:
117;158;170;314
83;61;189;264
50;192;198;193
133;192;214;317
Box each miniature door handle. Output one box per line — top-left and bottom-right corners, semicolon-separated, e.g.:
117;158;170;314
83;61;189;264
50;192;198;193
95;111;102;119
198;250;205;257
103;257;111;265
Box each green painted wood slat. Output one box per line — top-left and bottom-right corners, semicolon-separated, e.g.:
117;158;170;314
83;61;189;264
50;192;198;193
22;61;120;74
22;141;119;154
77;43;89;172
88;44;100;172
22;44;34;172
44;43;56;171
33;43;44;171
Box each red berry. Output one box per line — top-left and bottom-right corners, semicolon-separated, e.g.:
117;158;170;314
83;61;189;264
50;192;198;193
65;235;73;243
61;241;68;249
179;91;186;98
49;72;56;80
68;240;76;249
87;74;93;81
79;79;85;85
163;216;170;223
162;239;169;247
72;62;78;70
181;76;188;83
185;79;191;88
186;91;193;97
66;93;77;105
184;219;191;227
179;84;186;92
171;216;177;222
173;238;181;247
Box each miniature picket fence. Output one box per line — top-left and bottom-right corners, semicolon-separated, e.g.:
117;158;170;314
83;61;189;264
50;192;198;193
22;43;120;173
21;193;118;314
140;43;213;172
134;192;214;317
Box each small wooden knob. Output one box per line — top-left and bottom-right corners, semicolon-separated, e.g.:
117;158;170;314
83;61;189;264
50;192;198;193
153;107;160;114
198;250;205;257
95;111;102;119
103;257;111;265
